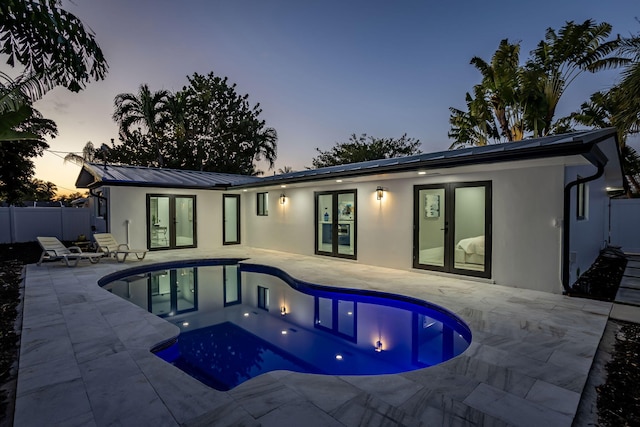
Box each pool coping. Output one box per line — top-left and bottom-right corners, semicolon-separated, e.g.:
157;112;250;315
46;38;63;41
14;247;612;426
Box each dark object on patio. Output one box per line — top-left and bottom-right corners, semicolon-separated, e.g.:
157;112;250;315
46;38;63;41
569;246;627;300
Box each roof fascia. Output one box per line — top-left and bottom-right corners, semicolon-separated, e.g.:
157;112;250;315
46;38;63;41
233;139;595;189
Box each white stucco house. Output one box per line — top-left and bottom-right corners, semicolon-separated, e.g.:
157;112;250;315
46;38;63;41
75;128;625;294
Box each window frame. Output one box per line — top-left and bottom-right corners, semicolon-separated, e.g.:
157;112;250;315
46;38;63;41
257;192;269;216
577;177;587;221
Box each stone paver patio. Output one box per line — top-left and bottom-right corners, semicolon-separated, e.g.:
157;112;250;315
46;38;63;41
15;247;614;426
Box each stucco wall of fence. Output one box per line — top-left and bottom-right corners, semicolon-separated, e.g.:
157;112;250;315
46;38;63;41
610;198;640;254
0;207;91;244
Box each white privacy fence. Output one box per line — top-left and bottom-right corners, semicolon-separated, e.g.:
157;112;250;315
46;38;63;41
610;198;640;254
0;207;92;244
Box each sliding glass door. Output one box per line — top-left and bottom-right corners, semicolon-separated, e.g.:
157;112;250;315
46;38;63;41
413;182;491;278
147;195;196;250
315;190;356;259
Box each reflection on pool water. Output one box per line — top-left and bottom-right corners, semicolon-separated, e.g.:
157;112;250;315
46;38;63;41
101;260;472;391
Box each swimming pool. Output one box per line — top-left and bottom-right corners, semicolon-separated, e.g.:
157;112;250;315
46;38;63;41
100;259;472;391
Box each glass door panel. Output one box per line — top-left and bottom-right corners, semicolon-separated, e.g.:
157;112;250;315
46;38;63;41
317;194;333;254
176;268;196;312
454;186;486;273
337;193;355;256
149;196;171;249
148;195;196;250
414;182;491;278
223;195;240;245
416;187;446;268
316;190;357;259
175;197;195;247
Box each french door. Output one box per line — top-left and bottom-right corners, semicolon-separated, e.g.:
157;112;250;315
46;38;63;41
147;195;196;250
315;190;357;259
413;182;491;278
223;194;241;245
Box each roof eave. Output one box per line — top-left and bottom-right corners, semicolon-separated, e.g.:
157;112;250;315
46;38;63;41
233;140;596;189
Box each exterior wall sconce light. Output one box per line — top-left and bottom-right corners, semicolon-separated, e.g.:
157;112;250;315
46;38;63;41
280;306;287;316
375;340;383;352
376;186;384;200
280;193;286;204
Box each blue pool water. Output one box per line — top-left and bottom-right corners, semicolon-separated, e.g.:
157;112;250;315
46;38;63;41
100;259;472;391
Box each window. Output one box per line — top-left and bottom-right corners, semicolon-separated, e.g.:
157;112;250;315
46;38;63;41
257;192;268;216
577;178;587;220
257;286;269;311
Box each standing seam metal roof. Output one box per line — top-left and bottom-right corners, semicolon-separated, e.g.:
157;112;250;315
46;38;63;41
76;129;619;189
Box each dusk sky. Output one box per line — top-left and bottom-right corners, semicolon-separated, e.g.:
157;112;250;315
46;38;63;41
9;0;640;194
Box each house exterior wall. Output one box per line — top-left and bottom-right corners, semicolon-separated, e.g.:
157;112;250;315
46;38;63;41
565;165;610;284
99;158;610;294
244;162;568;293
105;186;230;251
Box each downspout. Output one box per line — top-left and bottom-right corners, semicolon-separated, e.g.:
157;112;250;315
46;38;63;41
562;161;606;294
89;188;109;232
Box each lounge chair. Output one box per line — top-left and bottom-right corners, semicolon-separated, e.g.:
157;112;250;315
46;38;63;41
37;236;103;267
93;233;148;263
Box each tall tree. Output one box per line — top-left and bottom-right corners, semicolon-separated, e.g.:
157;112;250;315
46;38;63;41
63;140;97;166
563;89;640;193
0;0;106;203
0;0;107;94
112;84;170;167
470;39;526;142
449;82;500;148
613;31;640;137
449;20;624;148
0;98;56;204
173;72;277;175
108;73;278;175
312;133;421;168
526;19;624;136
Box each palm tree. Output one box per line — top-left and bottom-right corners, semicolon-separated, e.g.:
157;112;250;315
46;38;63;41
112;84;169;167
254;127;278;171
1;0;107;93
449;86;499;148
469;39;525;142
278;166;295;174
565;89;640;193
63;141;97;166
614;33;640;137
527;19;625;136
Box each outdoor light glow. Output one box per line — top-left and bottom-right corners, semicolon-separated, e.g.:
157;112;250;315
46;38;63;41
335;354;343;360
280;306;287;315
281;330;288;335
347;311;353;316
243;312;250;317
418;171;426;175
336;179;343;183
182;321;189;327
375;340;383;352
281;185;286;188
